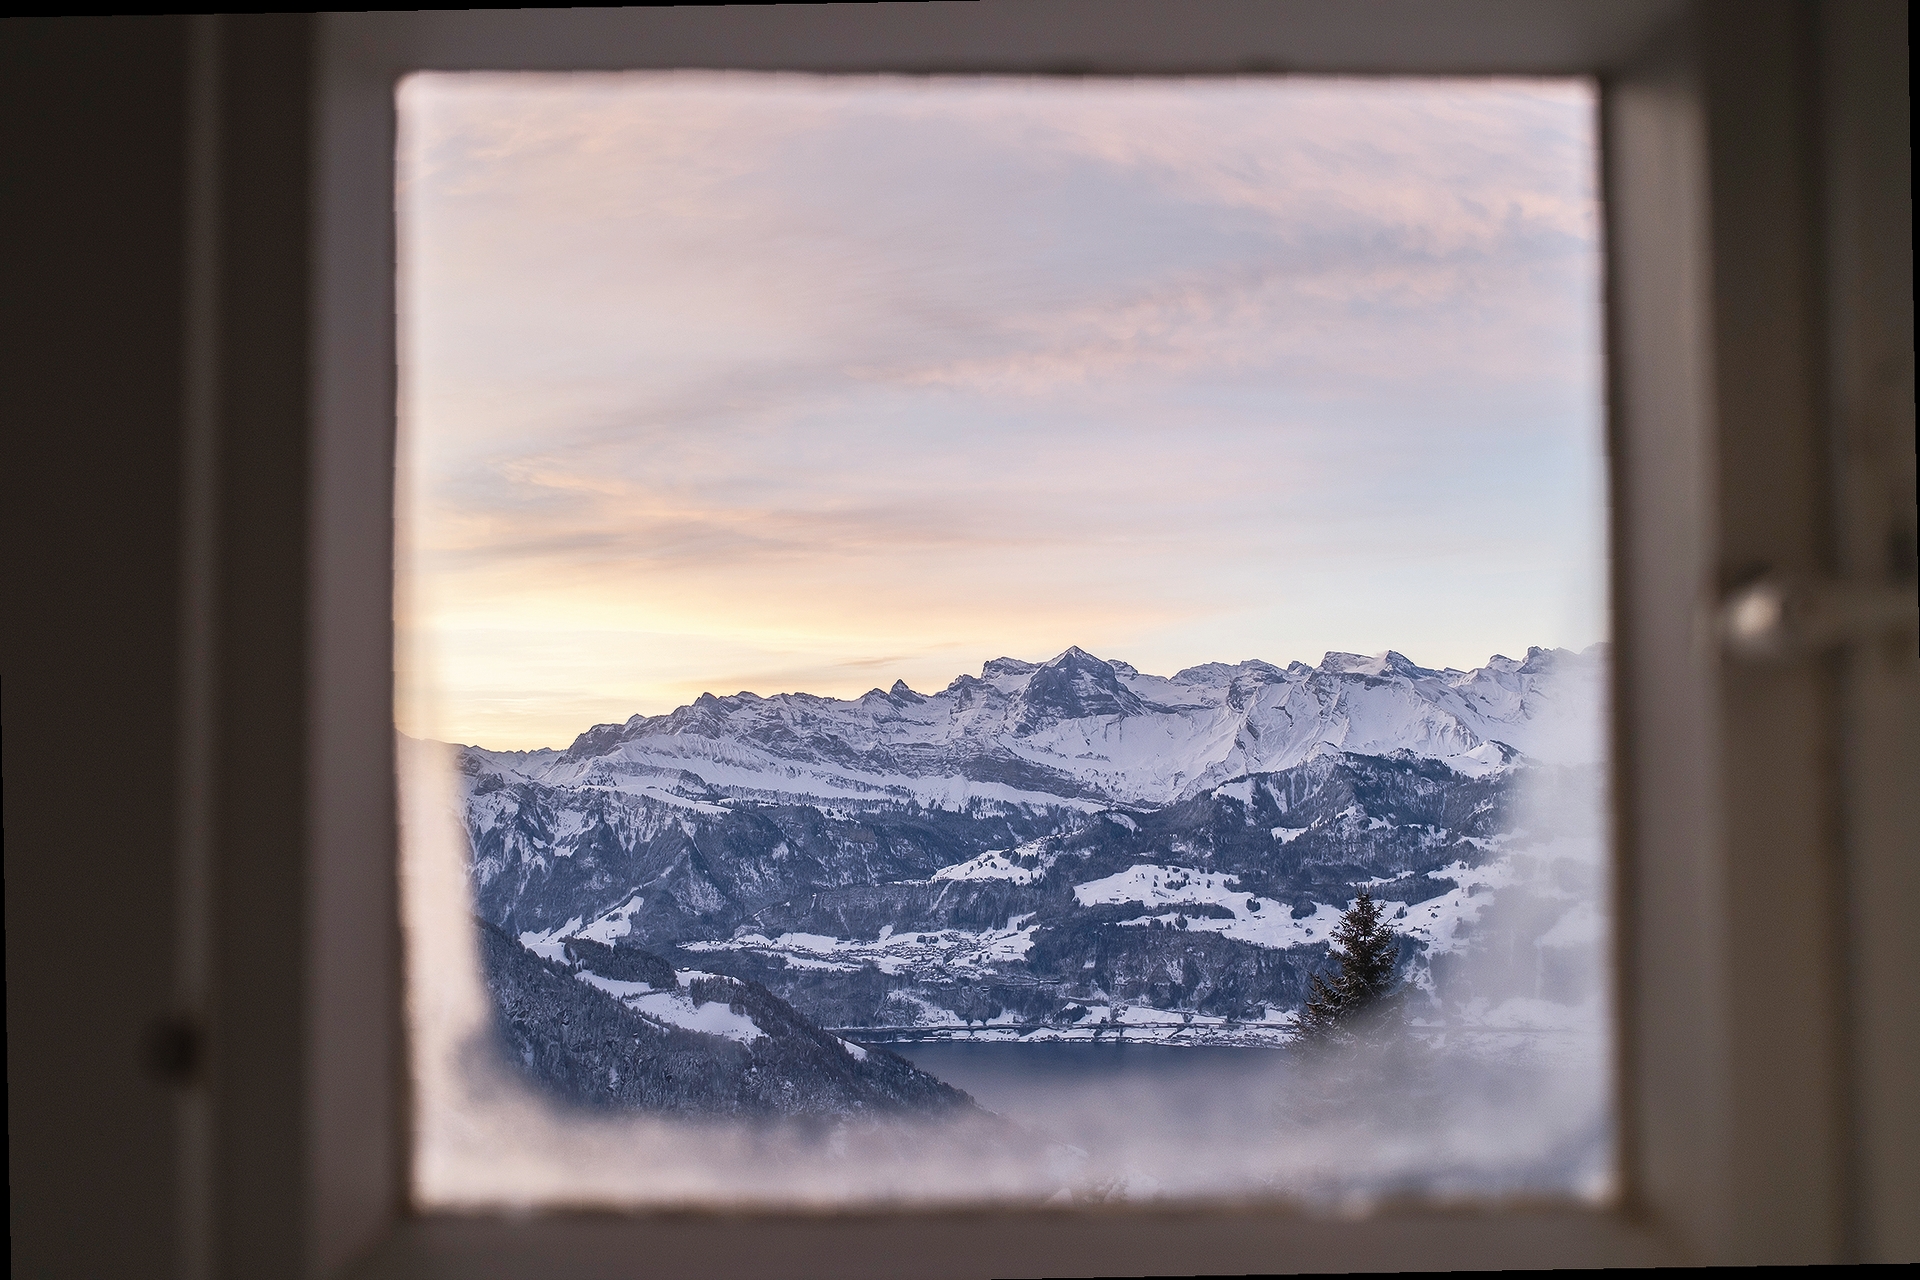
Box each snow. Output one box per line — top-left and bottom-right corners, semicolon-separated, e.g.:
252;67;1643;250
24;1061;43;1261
574;894;645;945
837;1037;869;1062
1379;858;1519;955
756;951;863;972
687;915;1043;977
574;969;765;1044
1074;864;1238;909
515;894;647;955
518;918;583;962
931;840;1056;885
1271;826;1308;843
1073;863;1348;950
759;932;846;956
516;921;770;1045
467;642;1607;810
980;914;1040;962
1119;1005;1224;1028
1213;779;1255;805
1066;858;1552;957
883;997;1301;1047
603;784;732;814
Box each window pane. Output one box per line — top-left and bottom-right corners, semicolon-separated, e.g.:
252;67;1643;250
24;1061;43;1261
397;70;1612;1210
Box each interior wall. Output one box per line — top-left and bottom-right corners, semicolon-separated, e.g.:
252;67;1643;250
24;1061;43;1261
3;15;321;1279
206;15;317;1280
2;16;193;1280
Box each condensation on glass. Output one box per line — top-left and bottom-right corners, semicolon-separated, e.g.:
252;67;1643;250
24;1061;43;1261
396;70;1614;1211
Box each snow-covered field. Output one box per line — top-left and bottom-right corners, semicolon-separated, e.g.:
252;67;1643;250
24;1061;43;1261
877;1002;1303;1047
1072;863;1349;948
930;840;1063;885
575;969;766;1043
684;916;1043;978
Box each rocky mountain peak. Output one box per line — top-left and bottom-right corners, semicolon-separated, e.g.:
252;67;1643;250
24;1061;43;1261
565;717;640;761
1009;646;1146;735
1381;650;1437;679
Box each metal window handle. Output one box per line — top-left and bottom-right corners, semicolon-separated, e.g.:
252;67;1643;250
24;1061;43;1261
1719;573;1920;660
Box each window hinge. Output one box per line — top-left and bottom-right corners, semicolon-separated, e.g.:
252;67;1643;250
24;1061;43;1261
1719;573;1920;661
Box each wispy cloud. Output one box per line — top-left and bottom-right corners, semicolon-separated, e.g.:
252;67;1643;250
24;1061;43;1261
399;73;1605;749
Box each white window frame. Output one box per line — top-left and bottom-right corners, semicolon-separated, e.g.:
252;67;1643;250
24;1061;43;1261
277;3;1915;1274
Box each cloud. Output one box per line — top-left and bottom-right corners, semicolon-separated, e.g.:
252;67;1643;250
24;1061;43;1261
398;72;1606;749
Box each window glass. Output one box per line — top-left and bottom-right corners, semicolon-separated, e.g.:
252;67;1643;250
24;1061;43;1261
397;71;1612;1210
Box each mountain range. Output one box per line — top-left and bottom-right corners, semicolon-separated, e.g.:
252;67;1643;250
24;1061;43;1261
450;643;1610;1115
483;643;1606;811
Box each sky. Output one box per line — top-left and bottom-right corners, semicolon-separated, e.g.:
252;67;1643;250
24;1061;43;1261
397;72;1606;751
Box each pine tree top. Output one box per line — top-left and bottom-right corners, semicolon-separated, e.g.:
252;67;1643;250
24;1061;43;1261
1298;890;1403;1044
1330;890;1398;1002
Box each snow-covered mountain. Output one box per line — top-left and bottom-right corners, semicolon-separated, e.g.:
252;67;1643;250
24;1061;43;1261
472;643;1608;811
447;643;1610;1110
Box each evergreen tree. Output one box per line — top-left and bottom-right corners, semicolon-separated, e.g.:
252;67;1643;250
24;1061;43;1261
1297;891;1402;1043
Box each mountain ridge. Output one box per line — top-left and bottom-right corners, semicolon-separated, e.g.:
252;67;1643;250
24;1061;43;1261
470;643;1606;813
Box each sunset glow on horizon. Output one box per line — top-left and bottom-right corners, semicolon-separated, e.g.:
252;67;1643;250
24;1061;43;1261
397;72;1606;751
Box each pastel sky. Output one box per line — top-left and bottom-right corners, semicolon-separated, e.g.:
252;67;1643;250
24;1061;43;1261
397;72;1606;751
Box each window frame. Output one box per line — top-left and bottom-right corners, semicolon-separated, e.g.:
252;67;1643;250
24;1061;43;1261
272;3;1913;1273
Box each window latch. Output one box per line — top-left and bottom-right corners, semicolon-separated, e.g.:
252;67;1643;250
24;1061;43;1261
1719;572;1919;660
